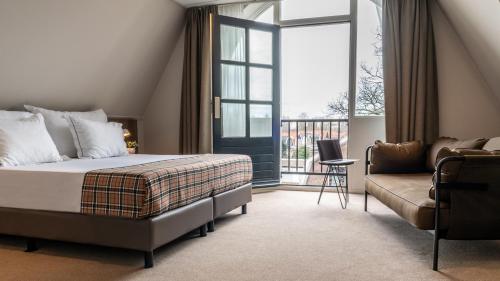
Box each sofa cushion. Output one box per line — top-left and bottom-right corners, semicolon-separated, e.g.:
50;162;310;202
483;137;500;151
366;173;449;230
426;137;488;171
369;140;426;174
429;148;500;201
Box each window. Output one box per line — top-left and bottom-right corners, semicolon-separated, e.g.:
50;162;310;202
278;0;352;185
221;0;384;118
355;0;384;116
217;0;385;186
279;1;352;120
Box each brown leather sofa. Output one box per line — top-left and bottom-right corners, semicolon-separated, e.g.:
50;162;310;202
364;137;500;270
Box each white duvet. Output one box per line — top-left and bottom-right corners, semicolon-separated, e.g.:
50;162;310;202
0;154;189;213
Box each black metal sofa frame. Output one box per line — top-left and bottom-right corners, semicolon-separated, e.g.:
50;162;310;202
364;146;500;270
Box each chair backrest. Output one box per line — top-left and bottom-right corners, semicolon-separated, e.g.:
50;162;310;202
317;139;343;161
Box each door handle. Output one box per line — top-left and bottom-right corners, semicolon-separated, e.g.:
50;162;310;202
214;97;221;119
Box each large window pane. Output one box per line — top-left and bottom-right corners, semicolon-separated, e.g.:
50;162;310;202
250;104;272;137
355;0;384;116
281;24;350;119
222;64;246;100
250;67;273;101
222;103;246;138
250;29;273;65
221;25;245;62
280;0;350;21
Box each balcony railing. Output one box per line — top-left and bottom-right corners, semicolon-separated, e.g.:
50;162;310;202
281;118;349;179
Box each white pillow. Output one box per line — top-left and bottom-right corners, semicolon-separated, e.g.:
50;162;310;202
66;116;128;159
0;110;33;120
24;105;107;158
483;137;500;151
0;114;62;166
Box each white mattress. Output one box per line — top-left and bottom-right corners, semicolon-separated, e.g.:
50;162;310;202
0;154;189;213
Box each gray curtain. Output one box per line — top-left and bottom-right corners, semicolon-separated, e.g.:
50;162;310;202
180;6;218;154
383;0;439;144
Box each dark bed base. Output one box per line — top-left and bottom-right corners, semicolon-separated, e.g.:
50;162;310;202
0;183;252;268
209;183;253;232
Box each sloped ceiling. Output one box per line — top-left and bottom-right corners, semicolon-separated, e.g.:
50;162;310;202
0;0;185;117
437;0;500;103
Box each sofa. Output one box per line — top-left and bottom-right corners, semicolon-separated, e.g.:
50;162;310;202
364;137;500;270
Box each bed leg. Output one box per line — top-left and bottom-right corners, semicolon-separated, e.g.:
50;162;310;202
207;220;215;232
25;238;38;252
199;224;208;237
241;204;247;215
144;251;154;268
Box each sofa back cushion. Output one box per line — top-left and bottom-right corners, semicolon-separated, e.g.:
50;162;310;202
426;137;488;171
370;140;426;174
483;137;500;151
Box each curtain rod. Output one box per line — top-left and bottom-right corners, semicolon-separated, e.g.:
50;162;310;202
189;0;282;8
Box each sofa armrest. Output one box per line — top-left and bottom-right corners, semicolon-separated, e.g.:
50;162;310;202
365;145;373;175
434;155;500;239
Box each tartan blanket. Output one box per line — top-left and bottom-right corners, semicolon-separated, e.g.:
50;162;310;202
80;154;252;219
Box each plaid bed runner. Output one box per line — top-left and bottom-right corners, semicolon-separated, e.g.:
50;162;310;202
81;154;252;219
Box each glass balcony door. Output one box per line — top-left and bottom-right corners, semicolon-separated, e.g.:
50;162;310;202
213;15;281;185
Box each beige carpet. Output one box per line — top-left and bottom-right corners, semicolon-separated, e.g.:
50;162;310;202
1;190;500;281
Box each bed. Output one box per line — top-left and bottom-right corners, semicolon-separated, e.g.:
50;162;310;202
0;154;253;268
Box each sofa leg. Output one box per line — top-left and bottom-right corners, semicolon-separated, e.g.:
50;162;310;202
199;224;208;237
207;220;215;232
433;233;440;271
144;251;154;268
25;238;38;252
364;191;368;212
241;204;247;215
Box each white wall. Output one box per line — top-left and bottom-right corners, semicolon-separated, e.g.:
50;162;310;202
437;0;500;102
0;0;185;118
432;3;500;139
347;116;385;193
143;32;185;154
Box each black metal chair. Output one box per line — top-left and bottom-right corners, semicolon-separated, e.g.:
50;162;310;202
316;139;357;209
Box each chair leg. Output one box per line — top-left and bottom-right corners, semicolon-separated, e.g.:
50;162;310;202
207;220;215;232
364;191;368;212
144;251;154;268
241;204;247;214
199;224;208;237
345;169;349;203
433;232;440;271
332;166;346;209
25;238;38;252
318;167;330;204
